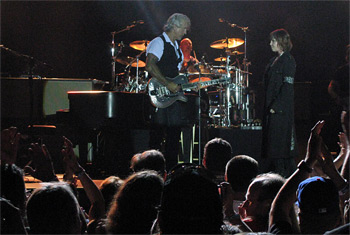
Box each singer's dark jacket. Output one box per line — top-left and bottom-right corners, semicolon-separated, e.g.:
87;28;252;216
261;51;298;159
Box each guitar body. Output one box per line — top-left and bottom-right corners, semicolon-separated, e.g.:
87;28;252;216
148;74;230;108
148;75;189;109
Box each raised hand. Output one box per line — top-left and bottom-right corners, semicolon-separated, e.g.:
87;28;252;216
25;143;58;182
1;127;21;164
318;141;337;174
219;182;235;218
62;136;82;174
305;120;324;166
338;132;349;150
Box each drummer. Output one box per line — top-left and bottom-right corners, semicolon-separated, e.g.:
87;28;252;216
179;38;199;73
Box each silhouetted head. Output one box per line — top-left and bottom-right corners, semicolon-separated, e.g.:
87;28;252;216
159;163;223;234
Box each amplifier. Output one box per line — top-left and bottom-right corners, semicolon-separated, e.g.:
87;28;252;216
1;77;96;119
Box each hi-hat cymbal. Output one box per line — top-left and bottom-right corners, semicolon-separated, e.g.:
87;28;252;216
210;38;244;49
129;40;150;51
130;60;145;67
116;56;146;67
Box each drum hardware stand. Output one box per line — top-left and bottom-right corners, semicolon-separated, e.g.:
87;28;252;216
226;23;254;125
110;31;124;90
124;50;145;93
134;50;146;93
110;21;141;90
240;25;253;124
223;55;232;127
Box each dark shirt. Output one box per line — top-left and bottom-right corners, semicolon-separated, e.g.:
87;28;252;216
324;223;350;234
268;220;294;234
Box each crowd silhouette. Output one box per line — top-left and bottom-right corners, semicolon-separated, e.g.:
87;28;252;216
1;109;349;234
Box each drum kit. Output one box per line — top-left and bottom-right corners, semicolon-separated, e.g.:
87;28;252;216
111;21;255;127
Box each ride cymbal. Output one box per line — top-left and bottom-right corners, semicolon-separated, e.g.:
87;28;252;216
129;40;150;51
116;56;146;67
210;38;244;49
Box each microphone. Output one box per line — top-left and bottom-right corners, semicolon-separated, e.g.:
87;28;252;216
218;18;236;27
133;20;144;24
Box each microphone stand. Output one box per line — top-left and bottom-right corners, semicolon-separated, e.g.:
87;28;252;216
110;23;137;90
198;64;202;164
1;45;52;128
222;21;252;123
236;25;251;122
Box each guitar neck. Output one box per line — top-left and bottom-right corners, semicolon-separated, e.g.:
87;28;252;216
181;77;229;90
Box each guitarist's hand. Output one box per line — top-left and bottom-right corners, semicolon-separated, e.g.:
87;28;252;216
192;83;201;92
167;82;180;93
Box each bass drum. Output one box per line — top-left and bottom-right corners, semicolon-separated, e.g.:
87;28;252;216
115;72;129;92
207;84;239;126
123;71;148;93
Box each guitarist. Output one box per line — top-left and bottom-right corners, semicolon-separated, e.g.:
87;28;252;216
145;13;191;171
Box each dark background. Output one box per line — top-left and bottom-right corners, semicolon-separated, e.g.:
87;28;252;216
2;0;349;112
1;1;349;148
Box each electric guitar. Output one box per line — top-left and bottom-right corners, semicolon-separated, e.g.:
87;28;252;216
148;74;230;108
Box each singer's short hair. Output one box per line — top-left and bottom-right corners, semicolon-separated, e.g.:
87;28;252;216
270;28;293;52
163;13;190;32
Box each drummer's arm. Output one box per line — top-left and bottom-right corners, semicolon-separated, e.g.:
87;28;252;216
146;53;180;93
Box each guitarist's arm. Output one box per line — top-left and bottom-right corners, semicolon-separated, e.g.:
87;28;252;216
146;53;180;93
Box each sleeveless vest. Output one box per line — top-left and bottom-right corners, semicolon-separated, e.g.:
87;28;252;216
156;35;182;78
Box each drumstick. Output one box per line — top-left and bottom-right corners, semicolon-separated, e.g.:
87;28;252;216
193;50;197;60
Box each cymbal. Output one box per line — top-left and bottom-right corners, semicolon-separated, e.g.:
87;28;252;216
210;38;244;49
116;56;146;67
129;40;150;51
226;50;244;56
214;56;227;62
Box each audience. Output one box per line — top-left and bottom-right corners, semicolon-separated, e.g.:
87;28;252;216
238;173;291;232
269;120;348;234
106;170;163;234
2;110;349;234
130;149;167;179
1;126;21;165
202;137;233;184
224;155;259;213
98;176;124;212
0;197;27;234
157;163;241;234
26;182;83;234
311;131;349;177
1;163;27;222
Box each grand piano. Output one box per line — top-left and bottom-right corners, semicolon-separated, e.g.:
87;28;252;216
68;91;152;129
68;91;200;129
67;91;200;177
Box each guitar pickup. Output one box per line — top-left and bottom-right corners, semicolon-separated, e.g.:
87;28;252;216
150;90;157;95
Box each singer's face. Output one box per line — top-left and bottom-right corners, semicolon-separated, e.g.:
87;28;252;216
270;38;282;54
